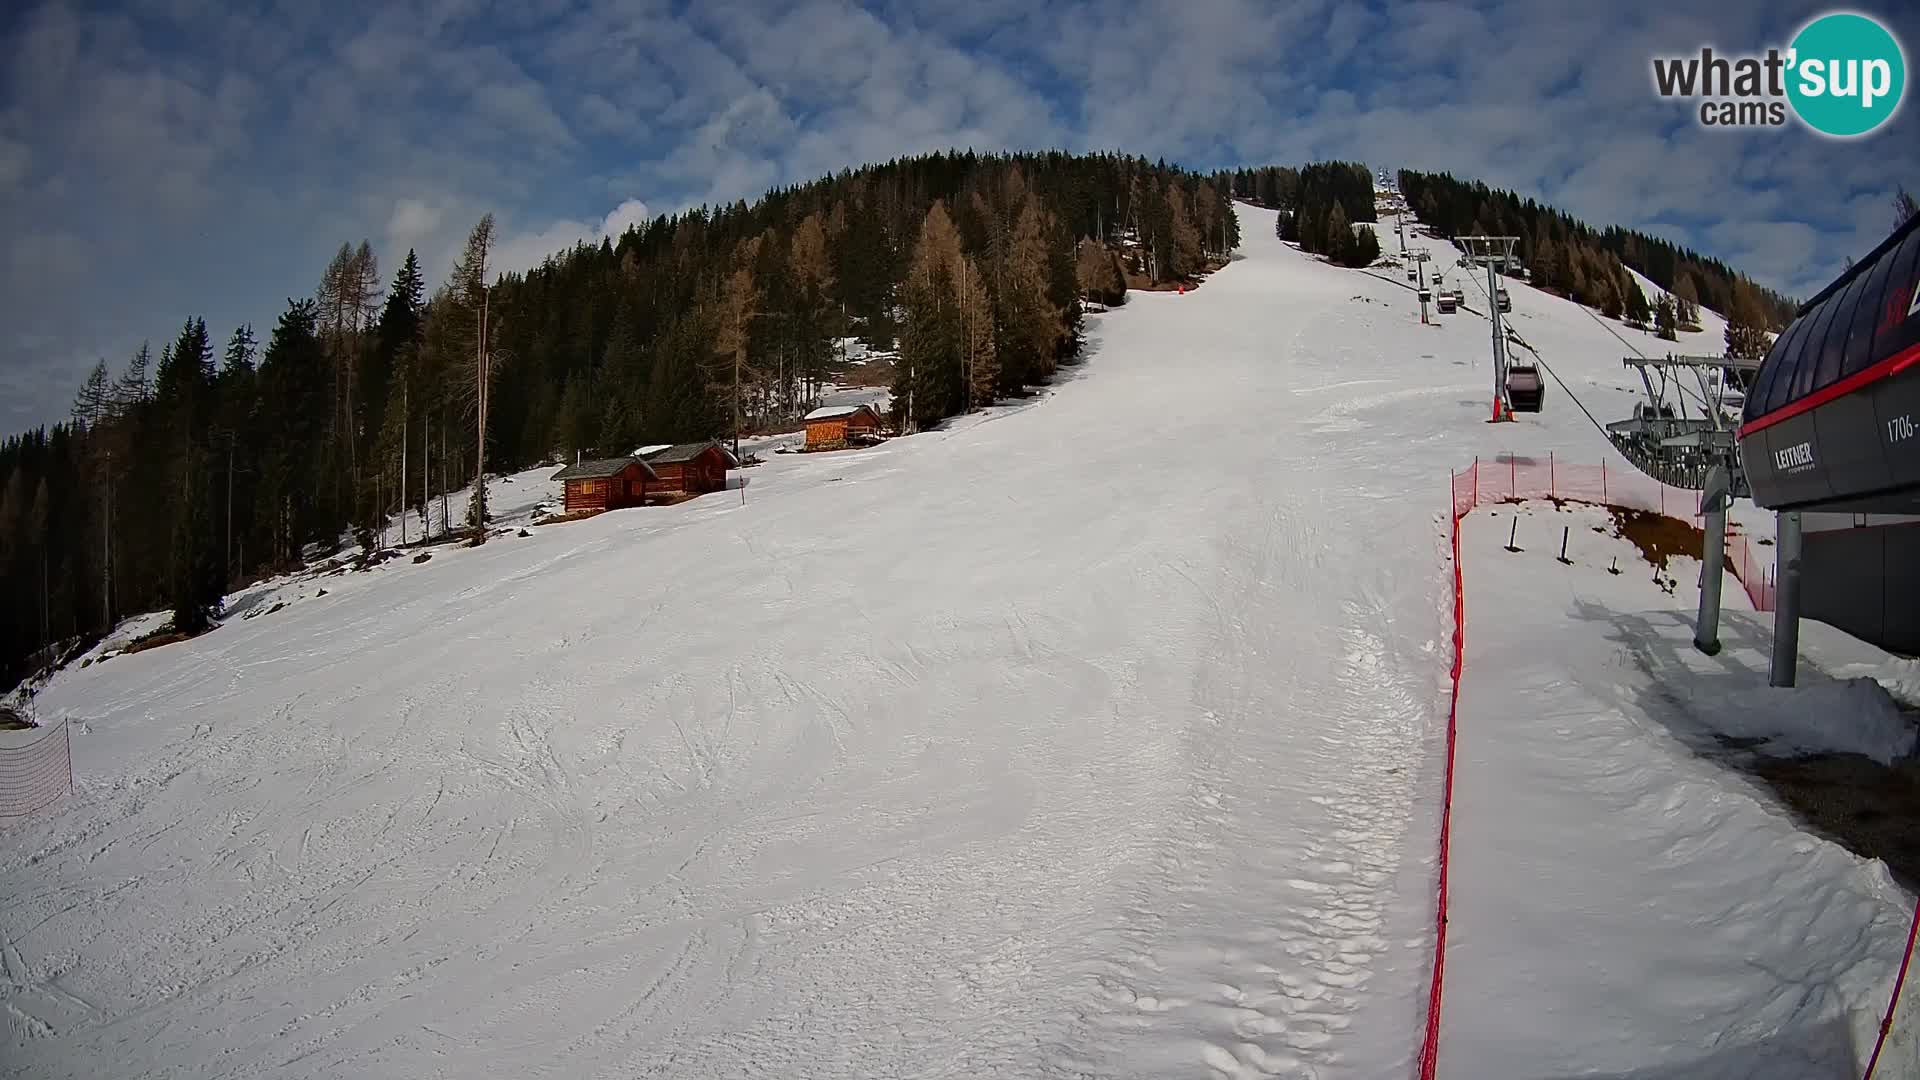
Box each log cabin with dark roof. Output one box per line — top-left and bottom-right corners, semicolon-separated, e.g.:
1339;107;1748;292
551;457;656;513
638;442;736;496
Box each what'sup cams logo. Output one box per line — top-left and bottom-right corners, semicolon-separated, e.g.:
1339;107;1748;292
1652;11;1906;137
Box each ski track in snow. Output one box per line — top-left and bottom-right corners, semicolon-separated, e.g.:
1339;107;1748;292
0;204;1881;1078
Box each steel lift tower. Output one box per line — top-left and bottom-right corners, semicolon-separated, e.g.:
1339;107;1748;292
1456;235;1521;421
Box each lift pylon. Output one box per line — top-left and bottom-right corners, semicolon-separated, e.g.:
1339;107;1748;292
1456;236;1521;420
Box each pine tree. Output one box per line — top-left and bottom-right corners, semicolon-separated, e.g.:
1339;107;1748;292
959;256;998;408
1344;223;1380;268
1673;274;1701;328
224;324;257;374
1324;202;1352;263
1597;257;1625;319
115;342;152;410
158;318;222;633
1724;280;1770;359
73;360;113;429
1075;238;1125;306
710;245;763;454
1530;229;1557;291
450;215;496;540
1622;270;1651;324
788;213;838;406
896;201;966;429
1166;185;1203;279
1001;193;1065;388
1654;294;1678;341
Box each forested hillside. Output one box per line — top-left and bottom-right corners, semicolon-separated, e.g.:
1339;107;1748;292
0;151;1239;686
1396;169;1798;338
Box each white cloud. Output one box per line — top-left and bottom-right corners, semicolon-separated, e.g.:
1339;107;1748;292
491;198;654;277
0;134;29;192
0;0;1912;431
386;198;446;260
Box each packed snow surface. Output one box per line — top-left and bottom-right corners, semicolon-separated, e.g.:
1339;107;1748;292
3;204;1912;1078
1447;500;1918;1078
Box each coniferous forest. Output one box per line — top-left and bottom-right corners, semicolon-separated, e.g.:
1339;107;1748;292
0;151;1243;686
0;151;1809;687
1396;169;1799;342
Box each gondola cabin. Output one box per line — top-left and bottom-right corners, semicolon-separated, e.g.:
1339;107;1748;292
1506;364;1544;412
551;457;655;513
639;441;736;495
1436;292;1458;314
803;403;882;450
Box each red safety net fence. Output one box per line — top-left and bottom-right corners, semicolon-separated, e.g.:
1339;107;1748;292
0;722;73;819
1421;455;1789;1080
1449;454;1775;611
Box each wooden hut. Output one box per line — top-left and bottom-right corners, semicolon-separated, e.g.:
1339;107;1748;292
551;457;656;513
803;403;882;450
639;442;736;495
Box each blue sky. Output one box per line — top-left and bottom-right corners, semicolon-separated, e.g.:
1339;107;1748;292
1;0;1915;432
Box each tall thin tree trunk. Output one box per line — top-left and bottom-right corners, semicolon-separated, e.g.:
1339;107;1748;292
400;383;409;546
474;289;489;543
225;439;233;584
102;452;112;631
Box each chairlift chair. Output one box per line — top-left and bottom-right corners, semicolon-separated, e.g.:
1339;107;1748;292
1495;288;1511;313
1505;364;1545;412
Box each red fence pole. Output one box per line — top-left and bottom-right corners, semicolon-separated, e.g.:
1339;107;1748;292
1511;454;1517;495
1550;451;1556;498
1602;459;1607;502
1472;457;1479;507
1864;897;1920;1079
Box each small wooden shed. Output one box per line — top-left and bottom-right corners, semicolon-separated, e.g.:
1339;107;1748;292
551;457;656;513
639;442;736;495
803;403;882;450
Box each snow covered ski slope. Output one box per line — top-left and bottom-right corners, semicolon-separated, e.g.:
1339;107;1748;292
2;203;1909;1078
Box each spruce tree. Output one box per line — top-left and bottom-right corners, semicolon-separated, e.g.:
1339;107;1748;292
1325;202;1352;263
1654;294;1679;341
1622;270;1651;324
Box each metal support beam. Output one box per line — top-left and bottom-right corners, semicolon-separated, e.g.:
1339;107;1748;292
1770;510;1803;687
1458;236;1519;420
1694;465;1729;655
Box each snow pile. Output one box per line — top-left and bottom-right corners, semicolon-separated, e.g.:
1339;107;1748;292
1848;655;1920;710
1710;679;1916;766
